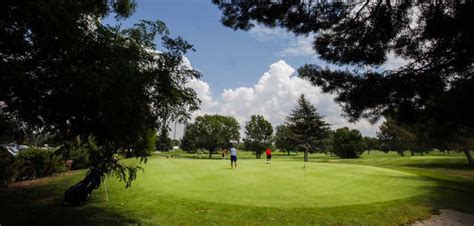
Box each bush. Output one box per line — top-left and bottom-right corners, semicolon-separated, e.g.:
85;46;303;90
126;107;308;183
331;127;366;159
61;136;91;170
0;148;16;186
15;148;66;180
68;146;89;170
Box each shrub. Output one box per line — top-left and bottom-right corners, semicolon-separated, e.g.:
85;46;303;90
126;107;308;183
61;136;91;170
15;148;66;180
331;127;366;159
0;148;16;186
120;130;157;158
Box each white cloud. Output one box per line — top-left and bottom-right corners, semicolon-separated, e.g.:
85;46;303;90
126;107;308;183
249;24;316;57
173;60;381;139
277;35;316;57
181;56;218;116
381;52;410;71
249;24;291;41
186;78;218;116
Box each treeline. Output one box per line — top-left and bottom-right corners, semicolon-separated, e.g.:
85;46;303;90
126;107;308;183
180;95;373;161
181;94;473;165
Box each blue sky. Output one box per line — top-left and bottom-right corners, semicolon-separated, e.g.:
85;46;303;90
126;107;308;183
103;0;402;137
104;0;320;92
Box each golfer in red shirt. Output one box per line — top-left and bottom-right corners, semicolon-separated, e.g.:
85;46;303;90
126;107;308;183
266;148;272;163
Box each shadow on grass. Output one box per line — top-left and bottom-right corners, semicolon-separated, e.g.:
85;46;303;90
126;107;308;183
420;181;474;214
387;173;474;214
402;162;473;170
0;180;139;225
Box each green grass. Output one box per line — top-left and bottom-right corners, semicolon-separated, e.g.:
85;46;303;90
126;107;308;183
1;151;473;225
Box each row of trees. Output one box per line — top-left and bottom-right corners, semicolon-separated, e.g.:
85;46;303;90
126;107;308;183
181;95;374;161
377;118;474;164
212;1;474;166
181;93;473;164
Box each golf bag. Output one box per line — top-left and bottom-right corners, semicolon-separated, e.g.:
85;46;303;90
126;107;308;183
64;169;102;205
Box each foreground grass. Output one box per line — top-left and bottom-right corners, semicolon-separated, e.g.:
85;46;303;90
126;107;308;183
1;151;473;225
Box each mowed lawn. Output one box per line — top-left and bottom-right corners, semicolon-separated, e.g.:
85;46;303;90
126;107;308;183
1;152;474;225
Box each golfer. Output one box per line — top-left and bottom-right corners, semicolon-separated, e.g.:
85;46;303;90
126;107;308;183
230;146;238;169
266;148;272;163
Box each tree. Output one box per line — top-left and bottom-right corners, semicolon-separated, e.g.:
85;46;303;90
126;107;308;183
181;115;240;158
171;139;180;147
274;124;294;156
156;128;172;152
213;1;474;165
0;109;21;144
243;115;273;159
377;119;422;156
332;127;366;159
362;136;381;155
285;95;330;162
1;0;200;191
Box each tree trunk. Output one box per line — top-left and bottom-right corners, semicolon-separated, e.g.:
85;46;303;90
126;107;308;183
304;150;308;162
287;150;290;156
398;151;405;156
256;152;259;159
463;150;473;166
410;150;415;156
209;148;213;159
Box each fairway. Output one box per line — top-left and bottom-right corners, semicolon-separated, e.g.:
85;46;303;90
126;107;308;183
119;158;433;208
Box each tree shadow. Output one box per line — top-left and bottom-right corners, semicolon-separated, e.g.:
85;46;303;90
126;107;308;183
386;174;474;213
402;162;474;170
0;181;139;225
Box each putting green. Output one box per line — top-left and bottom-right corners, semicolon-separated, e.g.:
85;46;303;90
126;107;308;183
131;159;434;208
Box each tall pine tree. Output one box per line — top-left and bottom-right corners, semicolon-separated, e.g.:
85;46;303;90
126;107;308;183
286;95;330;162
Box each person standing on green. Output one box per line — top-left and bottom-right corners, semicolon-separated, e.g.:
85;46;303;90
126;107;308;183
266;148;272;163
230;146;238;169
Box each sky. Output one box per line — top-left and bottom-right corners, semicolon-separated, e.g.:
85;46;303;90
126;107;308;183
103;0;406;138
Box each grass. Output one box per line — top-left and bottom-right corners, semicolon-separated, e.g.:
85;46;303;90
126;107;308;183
1;151;473;225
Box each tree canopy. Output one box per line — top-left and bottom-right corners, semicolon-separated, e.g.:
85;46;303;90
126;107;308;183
243;115;273;159
332;127;366;159
274;124;294;156
377;118;420;156
213;1;474;156
1;0;201;186
181;115;240;158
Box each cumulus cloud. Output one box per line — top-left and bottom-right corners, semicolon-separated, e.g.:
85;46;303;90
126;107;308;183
186;78;218;116
173;60;381;139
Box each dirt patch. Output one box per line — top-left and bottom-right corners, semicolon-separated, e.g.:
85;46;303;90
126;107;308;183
413;209;474;226
6;171;80;189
